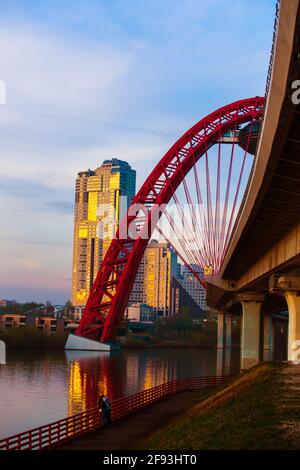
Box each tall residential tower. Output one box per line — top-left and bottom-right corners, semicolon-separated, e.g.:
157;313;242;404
72;158;136;306
129;241;178;317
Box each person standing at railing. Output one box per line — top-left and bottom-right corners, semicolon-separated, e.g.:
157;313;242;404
98;394;112;428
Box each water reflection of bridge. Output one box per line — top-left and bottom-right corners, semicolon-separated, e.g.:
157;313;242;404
66;349;237;416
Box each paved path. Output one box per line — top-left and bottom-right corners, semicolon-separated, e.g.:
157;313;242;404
57;390;198;450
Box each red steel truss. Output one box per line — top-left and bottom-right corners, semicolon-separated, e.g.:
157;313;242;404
76;97;265;342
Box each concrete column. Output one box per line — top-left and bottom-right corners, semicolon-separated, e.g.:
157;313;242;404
225;314;233;348
224;344;232;375
284;292;300;363
217;312;225;349
263;315;274;361
216;348;224;376
236;293;264;370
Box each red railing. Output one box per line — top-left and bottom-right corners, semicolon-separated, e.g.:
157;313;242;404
0;375;233;451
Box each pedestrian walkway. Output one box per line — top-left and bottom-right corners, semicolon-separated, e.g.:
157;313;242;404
57;390;198;450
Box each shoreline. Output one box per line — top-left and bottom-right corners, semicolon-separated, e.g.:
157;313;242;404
137;363;300;450
0;326;221;350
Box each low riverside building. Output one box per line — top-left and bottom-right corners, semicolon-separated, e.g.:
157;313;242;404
126;303;154;323
0;314;79;335
0;314;26;329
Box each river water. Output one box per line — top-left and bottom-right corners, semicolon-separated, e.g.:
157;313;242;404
0;347;240;439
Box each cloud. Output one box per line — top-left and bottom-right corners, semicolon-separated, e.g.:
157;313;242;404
44;201;74;214
0;0;276;302
0;237;70;248
0;25;137;112
0;177;52;198
0;176;73;215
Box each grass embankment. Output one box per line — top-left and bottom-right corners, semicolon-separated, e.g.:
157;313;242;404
0;327;67;349
137;363;300;450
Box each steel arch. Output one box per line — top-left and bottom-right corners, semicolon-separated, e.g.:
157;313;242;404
76;97;265;342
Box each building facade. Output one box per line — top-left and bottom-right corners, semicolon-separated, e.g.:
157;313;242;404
0;314;26;329
176;264;207;311
128;255;146;305
0;313;79;335
72;158;136;306
126;303;154;323
129;241;178;317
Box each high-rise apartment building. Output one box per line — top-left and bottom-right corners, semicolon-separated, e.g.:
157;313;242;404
129;241;178;317
177;264;207;311
72;158;136;306
129;255;146;305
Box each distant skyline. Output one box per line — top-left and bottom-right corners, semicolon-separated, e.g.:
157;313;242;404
0;0;276;303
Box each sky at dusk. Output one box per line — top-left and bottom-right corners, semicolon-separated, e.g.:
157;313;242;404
0;0;276;303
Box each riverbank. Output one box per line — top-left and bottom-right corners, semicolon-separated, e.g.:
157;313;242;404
0;327;217;350
123;336;216;349
136;362;300;450
0;327;67;349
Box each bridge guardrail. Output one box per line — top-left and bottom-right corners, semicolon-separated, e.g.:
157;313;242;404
265;0;280;98
0;375;233;451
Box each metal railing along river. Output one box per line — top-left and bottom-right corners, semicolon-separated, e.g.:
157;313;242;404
0;374;233;451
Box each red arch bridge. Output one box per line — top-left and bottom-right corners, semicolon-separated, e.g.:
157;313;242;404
66;96;265;349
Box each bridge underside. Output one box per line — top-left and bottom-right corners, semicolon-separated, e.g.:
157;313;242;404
207;0;300;368
207;0;300;303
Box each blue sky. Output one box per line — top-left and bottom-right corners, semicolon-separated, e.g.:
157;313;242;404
0;0;276;303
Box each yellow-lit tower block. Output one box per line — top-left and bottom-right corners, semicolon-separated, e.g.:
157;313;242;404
72;159;136;307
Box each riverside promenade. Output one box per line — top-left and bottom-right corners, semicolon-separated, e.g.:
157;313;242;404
59;364;300;451
3;365;300;451
58;390;198;450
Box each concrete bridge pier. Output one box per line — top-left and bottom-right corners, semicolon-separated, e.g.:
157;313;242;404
216;312;233;375
237;293;264;370
223;314;233;375
284;291;300;363
217;312;225;349
217;312;233;348
263;315;274;361
216;312;225;376
225;314;233;348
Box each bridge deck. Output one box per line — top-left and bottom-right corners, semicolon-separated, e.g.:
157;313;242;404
56;390;197;450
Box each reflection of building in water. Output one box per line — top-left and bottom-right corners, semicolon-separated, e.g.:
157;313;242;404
66;348;239;416
68;361;87;416
124;352;141;396
67;352;125;416
124;351;174;393
143;358;158;390
143;357;170;390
